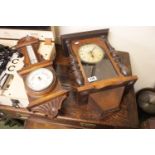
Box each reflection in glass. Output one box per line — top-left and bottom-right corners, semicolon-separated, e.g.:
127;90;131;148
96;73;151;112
78;43;117;82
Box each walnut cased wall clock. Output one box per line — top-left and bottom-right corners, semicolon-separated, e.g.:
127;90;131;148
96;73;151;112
61;29;138;116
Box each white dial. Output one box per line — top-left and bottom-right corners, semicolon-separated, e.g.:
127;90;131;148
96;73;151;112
26;68;54;91
78;44;104;64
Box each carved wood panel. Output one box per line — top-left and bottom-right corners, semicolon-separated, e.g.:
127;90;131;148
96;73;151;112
31;95;66;118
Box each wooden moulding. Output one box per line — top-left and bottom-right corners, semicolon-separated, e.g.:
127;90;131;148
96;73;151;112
61;29;109;56
28;89;68;109
18;60;52;75
76;75;137;92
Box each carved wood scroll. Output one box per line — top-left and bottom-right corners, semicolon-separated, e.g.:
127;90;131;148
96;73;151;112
31;95;66;118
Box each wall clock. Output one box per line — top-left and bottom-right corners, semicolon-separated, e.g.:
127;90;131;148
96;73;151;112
61;29;138;117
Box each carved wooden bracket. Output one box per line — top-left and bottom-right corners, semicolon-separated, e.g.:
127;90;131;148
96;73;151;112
31;95;66;118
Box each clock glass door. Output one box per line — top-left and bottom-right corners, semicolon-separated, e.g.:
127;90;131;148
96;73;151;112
78;43;117;83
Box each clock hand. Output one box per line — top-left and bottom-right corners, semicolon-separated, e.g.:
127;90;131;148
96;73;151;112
91;47;96;52
89;47;96;58
38;76;42;80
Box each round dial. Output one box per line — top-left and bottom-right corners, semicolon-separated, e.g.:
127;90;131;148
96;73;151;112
78;44;104;64
26;68;54;92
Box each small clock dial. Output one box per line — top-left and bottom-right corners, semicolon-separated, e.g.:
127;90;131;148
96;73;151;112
78;44;104;64
26;68;54;92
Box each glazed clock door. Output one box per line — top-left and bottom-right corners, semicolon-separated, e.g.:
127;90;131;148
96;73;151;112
72;38;118;83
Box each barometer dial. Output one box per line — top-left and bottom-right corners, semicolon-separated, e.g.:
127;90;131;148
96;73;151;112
26;68;54;92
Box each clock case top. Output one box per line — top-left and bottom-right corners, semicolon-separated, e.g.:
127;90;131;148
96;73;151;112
61;29;138;116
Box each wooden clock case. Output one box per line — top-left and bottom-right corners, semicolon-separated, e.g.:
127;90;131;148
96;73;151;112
61;29;138;117
15;35;68;118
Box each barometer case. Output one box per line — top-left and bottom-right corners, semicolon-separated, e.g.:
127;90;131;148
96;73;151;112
17;36;68;118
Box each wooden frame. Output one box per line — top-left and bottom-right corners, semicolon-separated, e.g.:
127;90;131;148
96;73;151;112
71;37;122;83
61;29;109;56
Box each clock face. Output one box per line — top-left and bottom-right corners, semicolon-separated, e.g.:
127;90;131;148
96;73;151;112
78;43;104;64
26;68;54;92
